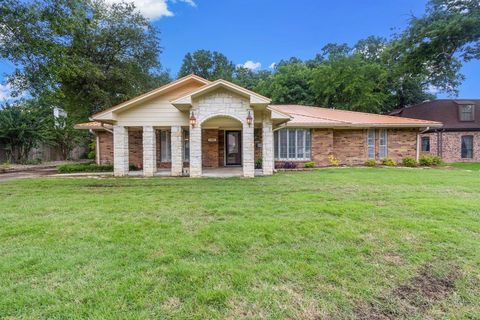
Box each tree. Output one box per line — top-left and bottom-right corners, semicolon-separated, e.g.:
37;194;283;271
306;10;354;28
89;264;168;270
0;103;48;163
255;60;315;105
43;112;86;160
0;0;168;119
233;67;271;91
393;0;480;94
178;50;235;81
311;55;390;113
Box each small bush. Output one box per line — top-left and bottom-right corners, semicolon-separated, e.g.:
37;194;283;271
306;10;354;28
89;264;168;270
304;161;315;168
328;155;340;167
402;157;417;167
381;158;396;166
24;158;42;165
364;159;377;167
419;155;443;166
431;156;443;166
255;158;262;169
58;162;113;173
129;163;140;171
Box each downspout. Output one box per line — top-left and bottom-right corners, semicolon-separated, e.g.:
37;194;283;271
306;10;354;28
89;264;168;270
416;127;430;161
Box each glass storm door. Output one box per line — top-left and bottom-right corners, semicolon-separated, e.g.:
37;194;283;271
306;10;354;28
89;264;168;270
225;131;242;165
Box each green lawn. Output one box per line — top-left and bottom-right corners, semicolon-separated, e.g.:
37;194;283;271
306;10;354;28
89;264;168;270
1;168;479;319
448;162;480;171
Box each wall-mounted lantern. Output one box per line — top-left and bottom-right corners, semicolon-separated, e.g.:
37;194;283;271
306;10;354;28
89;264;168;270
246;110;253;127
189;111;197;128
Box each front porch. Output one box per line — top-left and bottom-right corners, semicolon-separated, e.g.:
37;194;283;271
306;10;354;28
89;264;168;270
112;117;274;178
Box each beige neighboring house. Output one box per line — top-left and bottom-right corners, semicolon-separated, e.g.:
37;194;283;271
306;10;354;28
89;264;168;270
75;74;441;177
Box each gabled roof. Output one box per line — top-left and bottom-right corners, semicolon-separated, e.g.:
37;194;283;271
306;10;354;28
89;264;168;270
91;74;210;120
270;105;442;128
171;79;271;110
390;99;480;130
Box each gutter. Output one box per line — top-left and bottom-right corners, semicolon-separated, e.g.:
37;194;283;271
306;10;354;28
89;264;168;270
416;126;430;161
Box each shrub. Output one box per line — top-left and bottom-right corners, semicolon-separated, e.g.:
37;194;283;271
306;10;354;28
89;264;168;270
129;163;140;171
304;161;315;168
58;162;113;173
364;159;377;167
381;158;396;166
328;155;340;167
431;156;443;166
402;157;417;167
419;155;443;166
255;158;262;169
419;155;433;166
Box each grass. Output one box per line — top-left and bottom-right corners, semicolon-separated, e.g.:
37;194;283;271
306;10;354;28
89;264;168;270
448;162;480;171
0;168;479;319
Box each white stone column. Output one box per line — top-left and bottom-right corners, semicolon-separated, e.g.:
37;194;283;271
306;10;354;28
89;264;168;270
189;125;202;177
171;126;183;176
113;125;129;176
242;113;255;178
262;117;274;175
142;126;156;177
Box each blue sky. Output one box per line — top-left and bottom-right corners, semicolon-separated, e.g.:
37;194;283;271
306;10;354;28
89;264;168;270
1;0;478;100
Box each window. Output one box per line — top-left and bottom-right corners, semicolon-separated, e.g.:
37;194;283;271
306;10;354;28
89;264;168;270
379;129;388;159
274;128;311;160
459;104;475;121
421;136;430;152
367;129;375;159
160;130;171;162
461;135;473;159
183;130;190;161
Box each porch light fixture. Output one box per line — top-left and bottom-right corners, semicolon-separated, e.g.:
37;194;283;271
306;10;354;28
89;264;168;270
246;110;253;127
189;111;197;128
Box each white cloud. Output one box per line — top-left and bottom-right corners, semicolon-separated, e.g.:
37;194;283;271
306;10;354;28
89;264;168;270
237;60;262;71
104;0;196;20
268;62;276;69
0;83;13;101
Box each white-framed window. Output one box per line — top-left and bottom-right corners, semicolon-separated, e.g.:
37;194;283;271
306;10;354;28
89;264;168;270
183;129;190;161
367;129;375;159
379;129;388;158
459;104;474;121
274;128;311;160
160;130;171;162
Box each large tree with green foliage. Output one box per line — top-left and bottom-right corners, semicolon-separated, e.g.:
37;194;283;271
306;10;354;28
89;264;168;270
392;0;480;94
178;50;235;81
0;0;169;119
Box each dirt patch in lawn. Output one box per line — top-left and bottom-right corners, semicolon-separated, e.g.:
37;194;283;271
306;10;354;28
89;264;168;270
356;264;459;319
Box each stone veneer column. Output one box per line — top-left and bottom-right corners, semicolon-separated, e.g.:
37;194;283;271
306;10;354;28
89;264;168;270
189;125;202;177
171;126;183;176
242;112;255;178
113;125;129;176
262;117;274;175
142;126;156;177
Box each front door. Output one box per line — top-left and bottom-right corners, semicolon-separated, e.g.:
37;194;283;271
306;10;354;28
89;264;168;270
225;131;242;165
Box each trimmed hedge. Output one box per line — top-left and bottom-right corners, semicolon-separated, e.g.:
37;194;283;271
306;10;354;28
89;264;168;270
364;159;377;167
304;161;315;168
419;155;442;166
402;157;418;167
381;158;396;166
58;163;113;173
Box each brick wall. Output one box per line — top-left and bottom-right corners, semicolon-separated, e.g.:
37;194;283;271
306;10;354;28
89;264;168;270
387;129;417;160
254;128;263;163
97;131;113;164
421;131;480;162
275;128;419;168
333;129;365;165
218;130;225;166
128;130;143;169
202;129;220;168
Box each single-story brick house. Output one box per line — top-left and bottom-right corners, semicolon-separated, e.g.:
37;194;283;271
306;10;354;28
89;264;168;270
75;75;441;177
391;99;480;162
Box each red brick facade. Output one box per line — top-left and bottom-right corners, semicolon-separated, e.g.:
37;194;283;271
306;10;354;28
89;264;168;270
275;128;418;168
96;127;420;170
420;131;480;162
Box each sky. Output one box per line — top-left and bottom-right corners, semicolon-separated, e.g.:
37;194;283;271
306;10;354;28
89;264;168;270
0;0;478;101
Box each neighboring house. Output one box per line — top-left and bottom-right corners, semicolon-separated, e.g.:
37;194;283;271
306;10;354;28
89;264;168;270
391;100;480;162
75;75;441;177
